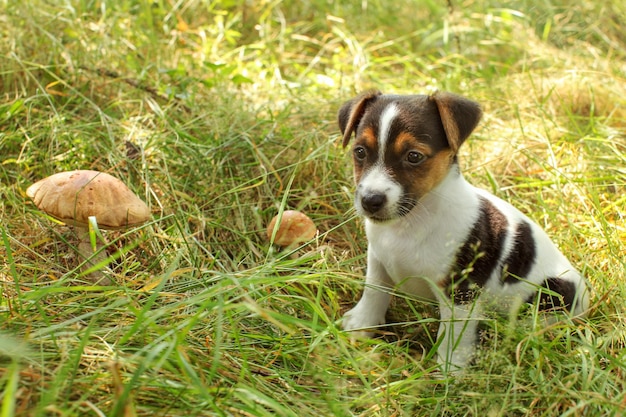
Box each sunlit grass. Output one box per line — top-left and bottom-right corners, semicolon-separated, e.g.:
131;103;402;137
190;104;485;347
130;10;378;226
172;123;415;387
1;0;625;415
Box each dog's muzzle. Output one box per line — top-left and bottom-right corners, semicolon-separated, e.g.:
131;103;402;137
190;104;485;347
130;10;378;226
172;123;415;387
355;167;405;222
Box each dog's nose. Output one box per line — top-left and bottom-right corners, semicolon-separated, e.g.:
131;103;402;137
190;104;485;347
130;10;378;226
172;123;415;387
361;193;386;214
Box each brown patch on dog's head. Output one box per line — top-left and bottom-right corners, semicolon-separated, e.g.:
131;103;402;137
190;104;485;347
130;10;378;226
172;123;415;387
360;126;378;152
410;148;456;199
429;91;483;154
392;132;432;159
390;130;456;204
338;90;382;148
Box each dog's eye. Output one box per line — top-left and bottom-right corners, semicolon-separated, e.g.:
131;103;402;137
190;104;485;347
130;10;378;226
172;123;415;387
407;151;425;165
354;146;367;161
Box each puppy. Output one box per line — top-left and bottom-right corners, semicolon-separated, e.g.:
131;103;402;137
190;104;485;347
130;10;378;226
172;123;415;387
338;90;590;373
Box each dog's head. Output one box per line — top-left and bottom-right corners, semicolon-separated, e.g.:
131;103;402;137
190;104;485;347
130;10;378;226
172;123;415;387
338;91;482;222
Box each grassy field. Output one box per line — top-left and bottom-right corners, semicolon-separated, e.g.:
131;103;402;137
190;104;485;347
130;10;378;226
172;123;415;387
1;0;625;415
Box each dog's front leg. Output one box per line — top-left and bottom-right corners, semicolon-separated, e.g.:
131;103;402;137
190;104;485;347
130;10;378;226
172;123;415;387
342;249;392;338
436;300;482;373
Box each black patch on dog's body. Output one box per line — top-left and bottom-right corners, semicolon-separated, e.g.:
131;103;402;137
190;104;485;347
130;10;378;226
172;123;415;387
502;221;537;284
443;197;508;304
527;277;577;311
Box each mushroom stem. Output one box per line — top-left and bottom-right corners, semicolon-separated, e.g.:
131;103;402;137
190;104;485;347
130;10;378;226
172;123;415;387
75;227;111;285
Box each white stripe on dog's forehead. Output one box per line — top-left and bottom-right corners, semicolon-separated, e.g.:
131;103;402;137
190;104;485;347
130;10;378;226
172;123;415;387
378;103;398;158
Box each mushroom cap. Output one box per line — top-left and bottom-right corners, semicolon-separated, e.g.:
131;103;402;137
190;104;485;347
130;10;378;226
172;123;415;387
267;210;317;247
26;170;150;229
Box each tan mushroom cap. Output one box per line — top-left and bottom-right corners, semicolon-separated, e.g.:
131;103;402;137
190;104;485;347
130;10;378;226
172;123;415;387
27;170;150;229
267;210;317;247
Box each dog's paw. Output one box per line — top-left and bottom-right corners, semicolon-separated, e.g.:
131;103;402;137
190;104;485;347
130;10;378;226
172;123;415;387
341;303;386;338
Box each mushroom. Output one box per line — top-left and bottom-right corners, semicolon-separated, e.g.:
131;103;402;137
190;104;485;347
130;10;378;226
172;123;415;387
26;170;150;284
267;210;317;250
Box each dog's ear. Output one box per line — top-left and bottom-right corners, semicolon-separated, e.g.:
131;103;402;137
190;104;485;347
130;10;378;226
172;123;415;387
430;91;482;154
338;90;382;148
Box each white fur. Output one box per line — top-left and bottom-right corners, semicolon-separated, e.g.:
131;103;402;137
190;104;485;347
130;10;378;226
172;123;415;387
378;104;397;158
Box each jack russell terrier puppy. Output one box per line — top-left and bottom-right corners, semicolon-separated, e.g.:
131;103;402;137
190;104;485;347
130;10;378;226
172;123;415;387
338;90;590;373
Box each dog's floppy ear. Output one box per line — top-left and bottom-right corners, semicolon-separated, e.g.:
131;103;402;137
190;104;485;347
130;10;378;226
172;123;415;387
430;91;482;154
338;90;382;148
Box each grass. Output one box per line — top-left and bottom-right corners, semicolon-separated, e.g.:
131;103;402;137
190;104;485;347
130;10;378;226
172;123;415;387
1;0;625;415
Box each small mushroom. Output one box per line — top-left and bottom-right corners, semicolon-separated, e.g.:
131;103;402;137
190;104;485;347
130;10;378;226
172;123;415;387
27;170;150;284
267;210;317;249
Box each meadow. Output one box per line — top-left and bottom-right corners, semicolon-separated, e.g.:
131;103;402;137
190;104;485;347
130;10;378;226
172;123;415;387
1;0;625;415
